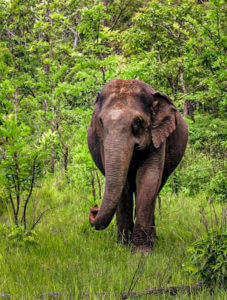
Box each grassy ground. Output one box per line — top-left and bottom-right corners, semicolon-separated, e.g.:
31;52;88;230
0;175;226;299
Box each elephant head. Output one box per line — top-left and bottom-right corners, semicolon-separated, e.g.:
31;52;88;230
89;79;177;230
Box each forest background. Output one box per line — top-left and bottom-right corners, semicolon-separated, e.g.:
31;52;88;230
0;0;226;298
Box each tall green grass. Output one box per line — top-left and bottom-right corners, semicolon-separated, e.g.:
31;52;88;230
0;174;225;299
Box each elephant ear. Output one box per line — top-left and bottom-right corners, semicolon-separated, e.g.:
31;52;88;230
150;91;177;148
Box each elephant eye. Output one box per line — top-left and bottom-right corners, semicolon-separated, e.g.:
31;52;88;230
132;117;146;136
99;117;103;128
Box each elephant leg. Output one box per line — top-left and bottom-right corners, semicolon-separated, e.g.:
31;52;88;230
132;144;165;252
116;181;134;245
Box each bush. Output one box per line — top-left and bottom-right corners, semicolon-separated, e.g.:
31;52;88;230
185;230;226;288
188;114;226;156
184;197;227;288
0;114;52;229
209;170;227;202
0;224;37;247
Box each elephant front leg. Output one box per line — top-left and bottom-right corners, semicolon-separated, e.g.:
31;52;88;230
133;144;165;253
116;182;134;245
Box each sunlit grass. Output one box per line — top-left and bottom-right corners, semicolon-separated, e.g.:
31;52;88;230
0;175;225;299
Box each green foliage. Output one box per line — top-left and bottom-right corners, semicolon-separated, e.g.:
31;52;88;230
185;230;226;288
209;170;227;201
4;225;38;247
121;0;226;112
162;146;226;201
0;180;226;298
188;114;226;155
184;196;227;288
160;115;226;199
0;112;50;228
0;0;226;296
177;148;216;196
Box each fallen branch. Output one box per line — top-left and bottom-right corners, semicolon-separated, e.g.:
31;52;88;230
39;292;61;298
121;283;203;299
0;293;11;299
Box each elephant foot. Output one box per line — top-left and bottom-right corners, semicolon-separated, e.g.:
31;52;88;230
132;227;155;252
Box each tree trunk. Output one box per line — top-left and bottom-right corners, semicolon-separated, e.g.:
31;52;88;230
51;144;55;174
183;100;194;122
180;69;195;122
102;0;108;26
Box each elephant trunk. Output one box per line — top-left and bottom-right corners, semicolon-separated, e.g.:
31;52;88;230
90;134;134;230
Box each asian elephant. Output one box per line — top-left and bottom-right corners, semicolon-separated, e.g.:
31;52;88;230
87;79;188;253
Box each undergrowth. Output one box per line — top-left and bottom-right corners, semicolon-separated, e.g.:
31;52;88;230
0;174;226;299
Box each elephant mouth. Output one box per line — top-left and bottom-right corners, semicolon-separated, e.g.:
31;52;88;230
89;205;99;222
89;205;107;230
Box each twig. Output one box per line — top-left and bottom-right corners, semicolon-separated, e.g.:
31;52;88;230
158;195;161;218
121;283;203;299
123;254;147;299
66;25;79;48
56;126;69;178
9;190;18;226
39;292;61;298
22;156;37;229
13;152;20;217
177;93;188;101
110;0;131;31
159;259;170;286
151;23;180;40
31;207;56;230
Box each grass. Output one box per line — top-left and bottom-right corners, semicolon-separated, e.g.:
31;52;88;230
0;175;226;299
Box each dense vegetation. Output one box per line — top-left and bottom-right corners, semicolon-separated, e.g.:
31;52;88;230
0;0;226;298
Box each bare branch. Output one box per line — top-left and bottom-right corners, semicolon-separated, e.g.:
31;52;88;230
110;0;131;31
56;126;69;174
31;207;56;231
5;28;16;38
22;156;37;229
121;283;203;299
13;152;20;216
67;26;79;48
151;24;181;40
123;254;147;299
9;190;18;226
60;20;79;48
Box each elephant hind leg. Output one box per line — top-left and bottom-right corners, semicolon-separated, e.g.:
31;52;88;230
116;182;134;245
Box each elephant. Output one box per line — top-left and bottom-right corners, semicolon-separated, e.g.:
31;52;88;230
87;79;188;253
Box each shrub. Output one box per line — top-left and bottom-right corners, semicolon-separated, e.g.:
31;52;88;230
171;144;226;200
0;114;52;229
185;230;226;288
7;225;38;247
184;197;227;288
209;170;227;202
188;114;226;156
